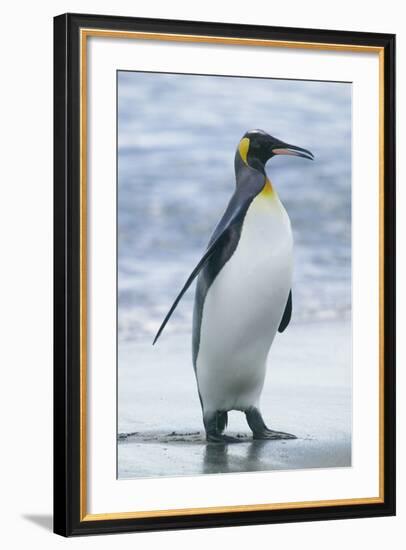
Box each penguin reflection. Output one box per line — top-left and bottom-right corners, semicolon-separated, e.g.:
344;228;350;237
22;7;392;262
154;130;314;443
203;440;274;474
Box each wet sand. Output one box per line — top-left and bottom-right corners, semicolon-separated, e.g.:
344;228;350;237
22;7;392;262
118;320;352;479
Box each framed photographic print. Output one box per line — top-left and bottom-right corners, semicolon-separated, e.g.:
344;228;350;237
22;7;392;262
53;13;396;536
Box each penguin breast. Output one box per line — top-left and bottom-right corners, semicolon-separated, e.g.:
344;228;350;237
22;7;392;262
195;192;293;412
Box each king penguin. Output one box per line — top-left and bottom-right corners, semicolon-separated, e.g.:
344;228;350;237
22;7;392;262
153;129;314;443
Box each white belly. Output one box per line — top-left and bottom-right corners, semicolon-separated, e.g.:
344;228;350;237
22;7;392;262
196;192;293;413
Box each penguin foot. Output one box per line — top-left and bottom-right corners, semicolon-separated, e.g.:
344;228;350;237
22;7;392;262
204;411;239;443
253;429;297;440
245;407;296;441
206;433;242;444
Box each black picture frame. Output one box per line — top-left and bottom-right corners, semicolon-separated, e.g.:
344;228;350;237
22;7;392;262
54;12;396;537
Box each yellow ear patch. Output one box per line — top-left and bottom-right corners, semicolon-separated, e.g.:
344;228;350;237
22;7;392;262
238;137;250;164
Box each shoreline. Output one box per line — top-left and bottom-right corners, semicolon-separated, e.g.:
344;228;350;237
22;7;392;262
118;319;352;479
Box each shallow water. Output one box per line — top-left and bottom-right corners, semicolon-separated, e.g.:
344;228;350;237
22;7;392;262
117;72;351;344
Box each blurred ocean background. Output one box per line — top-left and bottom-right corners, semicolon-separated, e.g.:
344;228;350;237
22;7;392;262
117;71;351;345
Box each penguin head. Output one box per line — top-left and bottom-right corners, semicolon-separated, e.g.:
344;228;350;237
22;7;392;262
237;129;314;172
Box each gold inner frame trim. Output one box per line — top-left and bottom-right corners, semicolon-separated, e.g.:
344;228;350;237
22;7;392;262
82;497;384;522
79;27;385;521
81;28;384;53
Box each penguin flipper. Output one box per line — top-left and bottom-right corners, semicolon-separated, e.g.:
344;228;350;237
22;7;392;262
152;210;241;345
278;290;292;333
153;163;265;346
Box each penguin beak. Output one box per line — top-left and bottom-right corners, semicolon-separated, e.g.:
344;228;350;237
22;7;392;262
272;143;314;161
